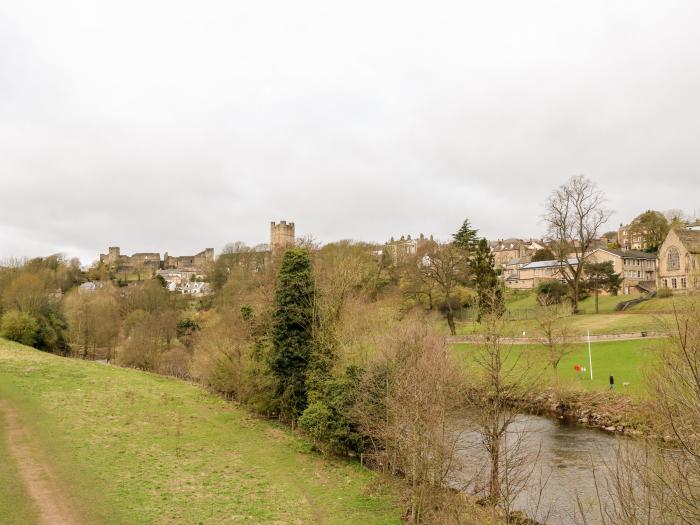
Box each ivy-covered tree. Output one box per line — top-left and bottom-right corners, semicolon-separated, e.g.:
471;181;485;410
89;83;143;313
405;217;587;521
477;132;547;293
453;219;479;252
268;248;316;422
471;238;505;321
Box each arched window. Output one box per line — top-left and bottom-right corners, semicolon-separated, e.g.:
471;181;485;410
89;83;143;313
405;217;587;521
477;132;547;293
667;247;680;270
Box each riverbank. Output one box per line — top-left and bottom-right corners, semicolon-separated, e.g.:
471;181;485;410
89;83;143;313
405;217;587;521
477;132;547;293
515;388;654;436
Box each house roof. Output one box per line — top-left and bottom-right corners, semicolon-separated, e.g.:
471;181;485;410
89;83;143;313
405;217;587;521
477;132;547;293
521;258;578;270
675;228;700;254
593;247;656;260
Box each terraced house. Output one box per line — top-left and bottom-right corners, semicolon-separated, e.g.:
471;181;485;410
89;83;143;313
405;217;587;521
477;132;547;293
587;248;657;295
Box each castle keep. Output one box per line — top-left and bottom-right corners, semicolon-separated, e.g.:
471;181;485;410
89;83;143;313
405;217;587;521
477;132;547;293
270;221;295;255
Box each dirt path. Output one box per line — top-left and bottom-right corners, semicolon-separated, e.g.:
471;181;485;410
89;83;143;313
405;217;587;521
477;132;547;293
0;400;82;525
446;331;668;345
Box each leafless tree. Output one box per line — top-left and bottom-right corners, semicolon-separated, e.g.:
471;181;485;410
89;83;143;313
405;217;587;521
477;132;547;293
534;303;573;382
355;319;467;523
593;297;700;524
543;175;612;313
470;309;545;520
422;243;470;335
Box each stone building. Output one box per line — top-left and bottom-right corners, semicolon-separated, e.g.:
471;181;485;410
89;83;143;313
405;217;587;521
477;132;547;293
270;221;295;255
383;233;435;265
657;228;700;293
99;247;161;273
99;246;214;274
489;239;544;270
587;248;656;294
503;258;578;290
617;223;647;251
163;249;214;270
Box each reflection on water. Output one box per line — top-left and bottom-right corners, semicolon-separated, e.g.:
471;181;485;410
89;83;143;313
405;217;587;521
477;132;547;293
453;412;629;524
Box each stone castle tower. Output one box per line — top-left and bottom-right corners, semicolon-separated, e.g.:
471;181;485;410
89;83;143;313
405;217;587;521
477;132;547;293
107;246;121;266
270;221;295;255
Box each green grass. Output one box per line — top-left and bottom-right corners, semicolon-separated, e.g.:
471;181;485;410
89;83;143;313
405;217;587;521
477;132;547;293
443;312;672;337
504;290;642;314
452;338;666;397
0;407;39;524
0;338;402;524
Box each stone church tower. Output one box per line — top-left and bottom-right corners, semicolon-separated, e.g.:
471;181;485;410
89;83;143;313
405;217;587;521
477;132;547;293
270;221;295;255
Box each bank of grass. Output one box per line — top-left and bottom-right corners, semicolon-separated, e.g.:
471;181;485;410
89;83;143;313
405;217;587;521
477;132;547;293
0;338;403;525
452;338;666;398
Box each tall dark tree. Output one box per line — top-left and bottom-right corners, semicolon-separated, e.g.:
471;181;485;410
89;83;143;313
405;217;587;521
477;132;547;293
584;261;622;314
471;238;505;321
453;219;479;252
268;248;316;422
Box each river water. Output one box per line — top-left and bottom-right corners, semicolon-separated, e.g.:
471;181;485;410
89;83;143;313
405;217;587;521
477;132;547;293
452;412;631;524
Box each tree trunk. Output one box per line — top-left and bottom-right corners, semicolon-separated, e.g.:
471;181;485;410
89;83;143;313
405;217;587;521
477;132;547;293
595;284;599;314
570;282;579;314
446;309;456;336
489;433;500;504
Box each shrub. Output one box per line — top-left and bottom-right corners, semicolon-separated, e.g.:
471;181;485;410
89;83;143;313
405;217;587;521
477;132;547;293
536;279;568;305
0;310;39;346
657;287;673;298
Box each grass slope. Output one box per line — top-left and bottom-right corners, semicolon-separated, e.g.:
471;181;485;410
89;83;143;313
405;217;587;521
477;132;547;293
452;338;666;397
0;338;402;525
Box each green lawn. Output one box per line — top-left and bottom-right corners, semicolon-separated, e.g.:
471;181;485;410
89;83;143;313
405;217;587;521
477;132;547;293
0;339;402;525
443;311;672;337
504;290;642;314
452;338;666;397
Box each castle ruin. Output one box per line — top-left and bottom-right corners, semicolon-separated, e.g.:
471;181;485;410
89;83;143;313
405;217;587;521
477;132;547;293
99;247;214;274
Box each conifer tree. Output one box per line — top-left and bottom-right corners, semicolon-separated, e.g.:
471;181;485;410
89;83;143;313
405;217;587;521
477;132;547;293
268;248;316;421
471;238;504;321
453;219;479;252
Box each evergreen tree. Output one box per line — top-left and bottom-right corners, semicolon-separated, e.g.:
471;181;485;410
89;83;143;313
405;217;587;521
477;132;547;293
268;248;316;421
453;219;479;251
470;238;504;321
584;261;623;313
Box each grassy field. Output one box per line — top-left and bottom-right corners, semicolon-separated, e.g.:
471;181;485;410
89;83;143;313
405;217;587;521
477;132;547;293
441;312;672;337
0;338;402;525
452;338;666;397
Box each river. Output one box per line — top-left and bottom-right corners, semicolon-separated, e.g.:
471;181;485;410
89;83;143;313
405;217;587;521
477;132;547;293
453;412;633;524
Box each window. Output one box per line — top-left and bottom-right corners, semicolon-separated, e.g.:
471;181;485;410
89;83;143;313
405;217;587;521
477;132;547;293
668;247;681;270
662;279;668;288
672;278;677;289
681;278;687;288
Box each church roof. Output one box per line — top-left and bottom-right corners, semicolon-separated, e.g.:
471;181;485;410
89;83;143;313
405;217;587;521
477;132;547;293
675;228;700;254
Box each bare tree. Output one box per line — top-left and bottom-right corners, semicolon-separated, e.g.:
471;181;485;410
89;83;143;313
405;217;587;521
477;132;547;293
471;309;543;518
543;175;612;313
534;303;572;382
596;298;700;524
355;319;466;523
422;243;470;335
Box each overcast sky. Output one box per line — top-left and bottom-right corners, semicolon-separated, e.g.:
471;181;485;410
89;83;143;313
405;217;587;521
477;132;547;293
1;1;699;264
